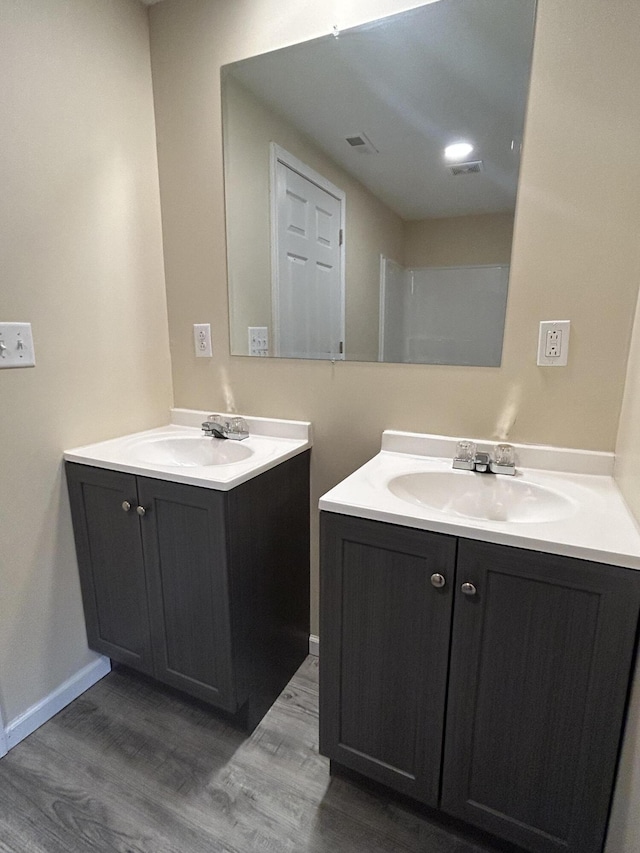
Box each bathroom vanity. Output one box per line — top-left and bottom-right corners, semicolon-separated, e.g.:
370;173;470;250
319;431;640;853
65;410;311;731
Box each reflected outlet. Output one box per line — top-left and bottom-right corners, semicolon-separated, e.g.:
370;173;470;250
248;326;268;357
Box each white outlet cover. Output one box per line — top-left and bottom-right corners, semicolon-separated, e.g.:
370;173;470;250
248;326;269;356
193;323;212;358
0;322;36;368
537;320;570;367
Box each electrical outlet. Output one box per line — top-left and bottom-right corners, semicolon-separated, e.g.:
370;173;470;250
545;329;562;358
248;326;269;357
193;323;212;358
537;320;570;366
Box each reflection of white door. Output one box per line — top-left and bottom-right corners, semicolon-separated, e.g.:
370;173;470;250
271;144;345;359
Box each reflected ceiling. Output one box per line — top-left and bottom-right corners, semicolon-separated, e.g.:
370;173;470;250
227;1;535;220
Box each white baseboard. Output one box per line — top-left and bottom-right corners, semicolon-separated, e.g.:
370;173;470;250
4;656;111;751
3;638;317;754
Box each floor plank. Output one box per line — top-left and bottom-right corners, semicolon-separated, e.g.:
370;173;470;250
0;657;501;853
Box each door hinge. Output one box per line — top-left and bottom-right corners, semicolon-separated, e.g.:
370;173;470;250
339;229;343;247
339;341;344;354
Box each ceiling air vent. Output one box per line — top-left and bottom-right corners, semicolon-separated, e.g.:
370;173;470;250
447;160;484;176
345;132;378;154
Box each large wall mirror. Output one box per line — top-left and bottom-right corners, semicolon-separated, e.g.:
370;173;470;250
222;0;537;365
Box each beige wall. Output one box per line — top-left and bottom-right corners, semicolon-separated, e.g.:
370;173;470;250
0;0;172;723
345;171;404;362
149;0;640;635
610;285;640;852
615;291;640;521
223;76;404;361
223;78;273;348
404;213;514;269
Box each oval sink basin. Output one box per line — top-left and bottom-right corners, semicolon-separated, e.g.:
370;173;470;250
388;471;575;523
130;435;253;468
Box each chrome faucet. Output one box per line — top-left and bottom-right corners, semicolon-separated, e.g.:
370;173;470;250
453;441;516;475
201;414;249;441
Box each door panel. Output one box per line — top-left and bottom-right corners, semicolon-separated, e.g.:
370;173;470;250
138;478;236;711
320;513;456;806
65;463;154;674
275;160;343;359
442;539;640;853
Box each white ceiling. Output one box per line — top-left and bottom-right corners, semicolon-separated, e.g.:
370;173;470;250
224;0;536;220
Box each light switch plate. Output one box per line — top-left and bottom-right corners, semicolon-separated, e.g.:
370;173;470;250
0;322;36;368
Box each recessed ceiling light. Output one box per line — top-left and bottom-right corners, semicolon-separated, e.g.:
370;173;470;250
444;142;474;161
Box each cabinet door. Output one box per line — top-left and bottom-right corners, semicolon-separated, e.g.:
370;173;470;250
319;513;456;807
65;463;154;674
137;477;236;711
442;539;640;853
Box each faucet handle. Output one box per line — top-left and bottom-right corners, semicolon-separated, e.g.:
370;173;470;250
453;439;476;470
227;416;249;440
489;443;516;475
455;439;476;462
493;443;515;466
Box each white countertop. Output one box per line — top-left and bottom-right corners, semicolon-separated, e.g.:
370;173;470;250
64;409;312;491
319;431;640;571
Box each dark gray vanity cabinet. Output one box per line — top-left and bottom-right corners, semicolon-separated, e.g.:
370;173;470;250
319;512;640;853
66;452;310;729
137;475;235;709
443;538;639;853
64;465;156;676
319;513;457;806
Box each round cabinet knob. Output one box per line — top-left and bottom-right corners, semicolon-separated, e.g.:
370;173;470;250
121;501;131;512
430;573;446;589
461;582;477;596
136;506;147;517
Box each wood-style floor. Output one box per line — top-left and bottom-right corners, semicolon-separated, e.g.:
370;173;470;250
0;657;500;853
